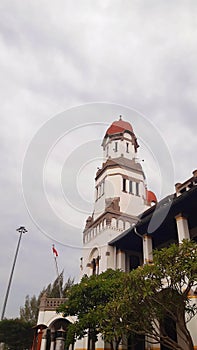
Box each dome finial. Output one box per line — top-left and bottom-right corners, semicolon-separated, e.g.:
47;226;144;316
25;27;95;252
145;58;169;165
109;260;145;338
119;115;122;121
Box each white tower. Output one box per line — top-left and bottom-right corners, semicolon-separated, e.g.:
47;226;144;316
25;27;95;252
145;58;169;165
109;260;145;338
81;116;157;277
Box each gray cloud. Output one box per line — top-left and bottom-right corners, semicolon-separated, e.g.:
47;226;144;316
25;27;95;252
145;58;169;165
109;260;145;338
0;0;196;318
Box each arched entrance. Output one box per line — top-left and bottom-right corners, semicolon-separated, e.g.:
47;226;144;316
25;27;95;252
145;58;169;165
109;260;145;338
47;318;71;350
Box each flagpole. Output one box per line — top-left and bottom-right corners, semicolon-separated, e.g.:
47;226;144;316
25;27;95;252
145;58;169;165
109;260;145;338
52;245;63;298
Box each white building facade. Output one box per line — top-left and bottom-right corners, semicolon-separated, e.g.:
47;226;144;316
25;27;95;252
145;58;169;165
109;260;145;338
75;117;156;350
80;116;156;278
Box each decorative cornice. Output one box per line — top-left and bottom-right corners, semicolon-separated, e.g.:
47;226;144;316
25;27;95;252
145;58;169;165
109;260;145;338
83;207;138;235
95;157;144;181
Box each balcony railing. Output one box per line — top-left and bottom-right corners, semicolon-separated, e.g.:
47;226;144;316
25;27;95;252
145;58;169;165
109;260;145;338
39;295;67;311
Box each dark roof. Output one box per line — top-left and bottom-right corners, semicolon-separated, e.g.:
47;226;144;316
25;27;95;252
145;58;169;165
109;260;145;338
109;185;197;251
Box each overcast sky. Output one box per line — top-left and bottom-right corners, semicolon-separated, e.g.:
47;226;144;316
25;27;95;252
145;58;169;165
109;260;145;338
0;0;197;319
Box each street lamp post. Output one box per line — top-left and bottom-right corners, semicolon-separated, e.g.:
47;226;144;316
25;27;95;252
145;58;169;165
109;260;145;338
1;226;27;320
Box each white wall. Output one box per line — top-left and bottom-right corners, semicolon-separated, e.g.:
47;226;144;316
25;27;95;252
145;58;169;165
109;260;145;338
103;133;136;161
81;225;127;278
37;310;74;327
94;168;148;220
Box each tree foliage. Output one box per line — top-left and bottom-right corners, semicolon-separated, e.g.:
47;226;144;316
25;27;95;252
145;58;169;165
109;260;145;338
20;294;39;324
0;275;75;350
0;318;34;350
20;273;74;324
120;239;197;350
58;269;125;350
58;240;197;350
100;240;197;350
44;272;74;298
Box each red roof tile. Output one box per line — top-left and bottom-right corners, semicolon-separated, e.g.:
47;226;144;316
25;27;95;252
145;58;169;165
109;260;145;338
146;190;157;204
106;119;133;135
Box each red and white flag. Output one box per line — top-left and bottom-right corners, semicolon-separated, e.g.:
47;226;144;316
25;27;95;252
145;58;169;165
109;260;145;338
52;245;58;257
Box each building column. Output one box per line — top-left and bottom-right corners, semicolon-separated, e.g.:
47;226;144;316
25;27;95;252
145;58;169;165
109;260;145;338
36;328;44;350
116;249;126;270
40;329;48;350
175;214;190;243
50;329;55;350
143;234;153;264
55;328;66;350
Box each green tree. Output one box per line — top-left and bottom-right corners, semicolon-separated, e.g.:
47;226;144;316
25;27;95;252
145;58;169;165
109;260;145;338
0;318;34;350
58;240;197;350
40;272;74;298
20;274;74;324
58;269;125;350
117;239;197;350
20;294;39;324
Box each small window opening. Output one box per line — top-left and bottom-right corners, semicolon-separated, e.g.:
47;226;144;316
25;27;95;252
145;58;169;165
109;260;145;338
106;146;109;157
102;181;105;195
136;182;139;196
123;178;126;192
129;180;133;194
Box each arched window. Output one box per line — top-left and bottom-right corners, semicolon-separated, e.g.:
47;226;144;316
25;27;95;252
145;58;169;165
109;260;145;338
111;218;117;228
89;248;100;275
118;220;124;230
125;221;130;230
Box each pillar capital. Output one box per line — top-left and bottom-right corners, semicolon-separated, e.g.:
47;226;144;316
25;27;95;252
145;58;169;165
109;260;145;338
143;233;152;239
175;213;188;221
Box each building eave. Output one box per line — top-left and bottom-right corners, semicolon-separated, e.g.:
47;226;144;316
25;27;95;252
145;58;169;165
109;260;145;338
109;185;197;251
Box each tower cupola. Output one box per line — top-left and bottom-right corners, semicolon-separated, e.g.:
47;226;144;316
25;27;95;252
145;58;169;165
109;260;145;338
102;116;139;161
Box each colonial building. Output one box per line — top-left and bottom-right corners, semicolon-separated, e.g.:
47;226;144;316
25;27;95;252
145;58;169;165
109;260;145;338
35;117;197;350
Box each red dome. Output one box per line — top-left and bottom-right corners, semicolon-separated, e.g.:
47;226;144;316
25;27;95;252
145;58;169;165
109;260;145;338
146;190;157;204
106;117;133;136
